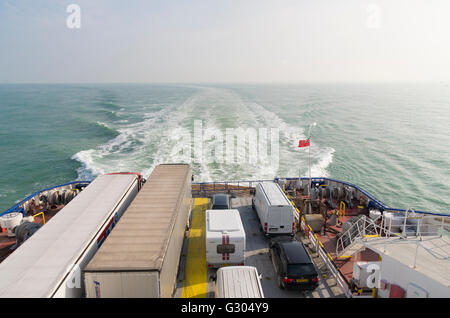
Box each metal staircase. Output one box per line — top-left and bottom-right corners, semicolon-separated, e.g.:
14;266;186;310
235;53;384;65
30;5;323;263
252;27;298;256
336;210;450;260
336;216;381;258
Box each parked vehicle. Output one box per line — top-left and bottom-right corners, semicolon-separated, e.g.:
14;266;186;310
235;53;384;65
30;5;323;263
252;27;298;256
215;266;264;298
84;164;192;298
206;209;245;268
210;194;231;210
253;182;295;236
269;239;319;290
0;173;142;298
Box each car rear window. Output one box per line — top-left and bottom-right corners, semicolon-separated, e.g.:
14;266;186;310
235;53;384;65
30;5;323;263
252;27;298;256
287;264;317;276
214;196;228;206
213;205;229;210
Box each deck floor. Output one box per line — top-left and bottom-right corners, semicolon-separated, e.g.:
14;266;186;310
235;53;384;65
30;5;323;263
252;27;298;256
175;196;345;298
181;198;208;298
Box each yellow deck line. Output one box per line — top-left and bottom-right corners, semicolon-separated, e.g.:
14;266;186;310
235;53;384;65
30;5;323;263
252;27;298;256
182;198;208;298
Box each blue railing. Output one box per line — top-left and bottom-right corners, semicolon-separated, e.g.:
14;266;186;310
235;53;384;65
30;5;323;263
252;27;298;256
193;177;449;217
2;176;447;218
0;181;91;217
192;179;273;191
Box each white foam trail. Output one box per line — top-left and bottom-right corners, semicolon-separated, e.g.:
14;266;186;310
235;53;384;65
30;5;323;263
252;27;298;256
96;121;112;129
310;147;335;178
239;99;335;179
72;150;103;180
72;86;335;182
72;100;180;179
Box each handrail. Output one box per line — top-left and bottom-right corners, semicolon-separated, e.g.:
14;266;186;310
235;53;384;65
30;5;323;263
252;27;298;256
5;176;447;218
299;215;352;298
193;179;273;186
340;201;346;217
336;216;381;257
32;212;46;224
336;210;450;260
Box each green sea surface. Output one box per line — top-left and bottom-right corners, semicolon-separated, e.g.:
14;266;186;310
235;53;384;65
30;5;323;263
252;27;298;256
0;83;449;214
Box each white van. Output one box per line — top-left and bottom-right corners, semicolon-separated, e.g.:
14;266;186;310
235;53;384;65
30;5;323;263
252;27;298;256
215;266;264;298
253;182;295;236
206;209;245;268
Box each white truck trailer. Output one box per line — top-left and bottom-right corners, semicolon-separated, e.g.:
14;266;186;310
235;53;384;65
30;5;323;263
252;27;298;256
253;182;295;236
206;209;245;268
0;173;142;298
84;164;192;298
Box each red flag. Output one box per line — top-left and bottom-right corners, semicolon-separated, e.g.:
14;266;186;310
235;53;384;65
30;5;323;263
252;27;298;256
298;139;310;148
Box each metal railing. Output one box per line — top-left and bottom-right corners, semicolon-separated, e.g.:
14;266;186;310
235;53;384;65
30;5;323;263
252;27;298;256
336;210;450;261
381;209;450;238
299;215;353;298
192;179;273;196
336;216;381;258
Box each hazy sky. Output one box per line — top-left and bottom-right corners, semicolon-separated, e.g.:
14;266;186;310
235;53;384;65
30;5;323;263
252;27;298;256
1;0;450;83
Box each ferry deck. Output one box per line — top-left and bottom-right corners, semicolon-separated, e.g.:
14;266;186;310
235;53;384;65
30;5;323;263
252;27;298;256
175;180;450;298
1;175;448;298
175;193;345;298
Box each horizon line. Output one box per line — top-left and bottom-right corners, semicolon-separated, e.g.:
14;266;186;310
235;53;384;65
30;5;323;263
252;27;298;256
0;80;448;85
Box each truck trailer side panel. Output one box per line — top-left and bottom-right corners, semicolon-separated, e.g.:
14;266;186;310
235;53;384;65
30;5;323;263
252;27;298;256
84;164;192;298
0;174;140;298
159;172;191;298
84;271;160;298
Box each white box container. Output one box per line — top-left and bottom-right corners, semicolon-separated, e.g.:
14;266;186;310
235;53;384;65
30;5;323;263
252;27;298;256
206;209;245;268
215;266;264;298
253;182;294;236
352;261;382;289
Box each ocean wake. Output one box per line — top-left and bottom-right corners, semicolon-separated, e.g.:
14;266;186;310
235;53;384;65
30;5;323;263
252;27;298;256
72;86;335;182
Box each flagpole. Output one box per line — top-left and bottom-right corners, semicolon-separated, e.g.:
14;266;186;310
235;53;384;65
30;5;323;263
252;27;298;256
307;122;316;215
308;122;316;199
308;135;311;196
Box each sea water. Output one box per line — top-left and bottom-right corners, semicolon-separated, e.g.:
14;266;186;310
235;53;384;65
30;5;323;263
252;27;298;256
0;83;449;214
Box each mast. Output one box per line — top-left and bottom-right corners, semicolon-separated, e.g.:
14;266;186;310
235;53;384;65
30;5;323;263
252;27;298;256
307;122;316;214
308;122;316;197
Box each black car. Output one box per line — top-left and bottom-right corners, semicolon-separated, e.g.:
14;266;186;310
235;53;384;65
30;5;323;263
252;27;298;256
210;194;231;210
269;239;319;290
